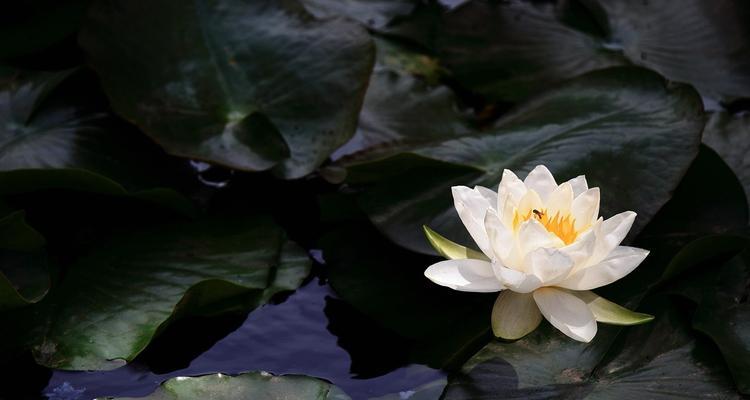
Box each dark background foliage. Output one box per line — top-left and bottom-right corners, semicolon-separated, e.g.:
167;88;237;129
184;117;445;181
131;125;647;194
0;0;749;399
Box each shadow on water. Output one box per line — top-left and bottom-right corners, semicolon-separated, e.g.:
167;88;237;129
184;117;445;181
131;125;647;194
38;274;444;400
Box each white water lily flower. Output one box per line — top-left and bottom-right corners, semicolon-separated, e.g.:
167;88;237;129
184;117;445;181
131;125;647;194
424;165;653;342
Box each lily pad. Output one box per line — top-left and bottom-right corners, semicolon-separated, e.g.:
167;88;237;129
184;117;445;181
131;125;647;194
442;297;740;399
10;216;310;370
591;0;750;100
332;38;468;165
353;67;704;254
693;250;750;394
0;210;49;311
436;0;626;102
703;111;750;210
435;0;750;102
79;0;375;179
104;371;350;400
300;0;417;29
0;68;194;214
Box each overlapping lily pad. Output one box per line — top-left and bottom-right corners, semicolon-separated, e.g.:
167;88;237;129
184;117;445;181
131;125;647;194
442;298;740;399
350;67;704;254
435;0;750;102
79;0;375;179
106;371;349;400
703;112;750;210
300;0;417;29
9;216;310;370
0;210;48;311
0;68;193;214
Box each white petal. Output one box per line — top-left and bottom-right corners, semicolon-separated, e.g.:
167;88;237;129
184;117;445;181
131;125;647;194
516;189;544;217
571;188;600;231
556;246;649;290
485;210;513;260
565;175;589;197
497;169;527;205
518;219;563;256
559;226;598;272
589;211;637;265
524;248;574;285
452;186;493;256
533;287;598;342
491;291;542;339
499;193;517;229
545;182;574;217
523;165;558;201
494;264;543;293
424;259;503;292
474;185;498;211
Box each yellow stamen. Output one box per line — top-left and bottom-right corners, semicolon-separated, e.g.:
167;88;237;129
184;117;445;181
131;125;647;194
513;208;578;245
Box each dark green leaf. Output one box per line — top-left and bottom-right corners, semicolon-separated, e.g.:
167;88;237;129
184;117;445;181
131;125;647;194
11;216;309;370
435;0;750;102
79;0;375;178
693;250;750;394
0;68;194;214
0;211;49;311
436;0;626;102
104;371;350;400
354;67;704;254
703;111;750;210
443;297;740;399
333;38;468;165
300;0;417;29
590;0;750;100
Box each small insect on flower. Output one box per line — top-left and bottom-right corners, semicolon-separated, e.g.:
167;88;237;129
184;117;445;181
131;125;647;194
423;165;653;342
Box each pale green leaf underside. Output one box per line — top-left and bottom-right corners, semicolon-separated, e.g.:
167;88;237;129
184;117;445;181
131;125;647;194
423;225;488;261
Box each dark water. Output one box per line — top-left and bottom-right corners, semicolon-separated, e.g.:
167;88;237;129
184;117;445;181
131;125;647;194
40;273;444;400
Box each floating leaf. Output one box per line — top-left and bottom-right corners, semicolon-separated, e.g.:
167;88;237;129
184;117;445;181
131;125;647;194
79;0;374;178
436;0;625;102
443;297;740;399
0;211;48;311
693;250;750;394
300;0;417;29
703;111;750;210
9;216;309;370
0;68;194;214
435;0;750;101
354;68;704;254
104;371;350;400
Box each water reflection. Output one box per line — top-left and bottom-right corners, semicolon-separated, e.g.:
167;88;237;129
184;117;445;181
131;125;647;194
44;277;444;399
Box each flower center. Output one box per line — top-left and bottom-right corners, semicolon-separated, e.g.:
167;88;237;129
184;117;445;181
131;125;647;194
513;209;578;245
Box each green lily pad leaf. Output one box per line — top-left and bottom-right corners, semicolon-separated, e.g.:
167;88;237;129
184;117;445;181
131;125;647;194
693;250;750;394
300;0;417;29
0;210;49;311
436;0;750;102
103;371;350;400
332;38;468;165
443;297;740;399
591;0;750;100
322;223;495;369
423;225;488;261
79;0;375;179
569;290;653;326
0;68;194;214
354;67;704;254
703;111;750;210
436;0;626;102
14;216;309;370
371;378;447;400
